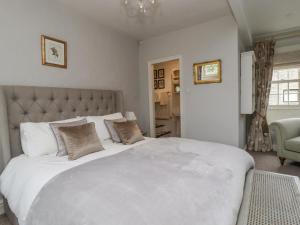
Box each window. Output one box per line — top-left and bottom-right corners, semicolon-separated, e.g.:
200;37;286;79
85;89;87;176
269;67;300;107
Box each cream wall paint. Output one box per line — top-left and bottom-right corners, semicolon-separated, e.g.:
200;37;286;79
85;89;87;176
267;109;300;123
0;0;139;112
139;16;243;147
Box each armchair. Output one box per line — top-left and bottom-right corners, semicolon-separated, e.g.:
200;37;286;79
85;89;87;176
269;118;300;165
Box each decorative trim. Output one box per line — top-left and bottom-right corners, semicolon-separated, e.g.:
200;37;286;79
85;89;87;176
254;27;300;42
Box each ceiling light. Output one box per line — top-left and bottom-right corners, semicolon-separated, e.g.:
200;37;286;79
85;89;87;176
123;0;159;17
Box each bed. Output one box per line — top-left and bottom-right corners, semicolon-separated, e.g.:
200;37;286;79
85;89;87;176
0;85;256;225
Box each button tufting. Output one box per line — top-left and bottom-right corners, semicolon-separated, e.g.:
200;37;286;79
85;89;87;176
33;97;37;101
42;110;47;114
13;126;19;130
23;111;28;115
85;108;88;111
73;108;76;112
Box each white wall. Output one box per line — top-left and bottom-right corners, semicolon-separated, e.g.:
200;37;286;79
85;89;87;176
0;0;139;112
139;16;243;147
238;35;247;148
267;108;300;123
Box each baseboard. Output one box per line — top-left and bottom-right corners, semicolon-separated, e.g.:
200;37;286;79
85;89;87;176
0;198;4;215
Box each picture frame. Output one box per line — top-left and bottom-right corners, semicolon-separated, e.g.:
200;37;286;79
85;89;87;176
41;35;67;69
154;70;158;79
193;59;221;84
158;79;165;89
158;69;165;79
154;80;158;89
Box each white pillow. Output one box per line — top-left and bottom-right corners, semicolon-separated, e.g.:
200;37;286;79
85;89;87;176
85;113;123;141
20;118;82;157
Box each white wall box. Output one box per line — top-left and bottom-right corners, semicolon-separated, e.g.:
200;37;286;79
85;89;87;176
241;51;256;114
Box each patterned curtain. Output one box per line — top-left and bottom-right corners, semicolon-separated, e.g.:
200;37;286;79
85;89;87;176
247;40;276;152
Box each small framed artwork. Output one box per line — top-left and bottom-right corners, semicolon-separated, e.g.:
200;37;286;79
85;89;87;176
193;59;221;84
41;35;67;69
158;79;165;89
154;70;158;79
154;80;158;89
158;69;165;79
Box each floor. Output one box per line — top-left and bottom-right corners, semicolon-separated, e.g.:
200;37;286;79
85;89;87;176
249;150;300;177
0;151;299;225
0;215;9;225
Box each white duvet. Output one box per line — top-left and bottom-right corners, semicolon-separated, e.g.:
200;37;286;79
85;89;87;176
1;138;255;225
0;138;154;225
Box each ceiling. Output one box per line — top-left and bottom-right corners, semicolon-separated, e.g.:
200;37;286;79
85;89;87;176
55;0;231;40
243;0;300;37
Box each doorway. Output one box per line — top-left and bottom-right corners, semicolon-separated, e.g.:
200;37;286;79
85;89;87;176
149;58;181;138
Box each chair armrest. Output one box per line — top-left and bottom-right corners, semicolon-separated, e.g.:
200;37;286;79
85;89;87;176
269;118;300;153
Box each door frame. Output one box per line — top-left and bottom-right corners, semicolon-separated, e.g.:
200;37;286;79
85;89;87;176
147;55;183;138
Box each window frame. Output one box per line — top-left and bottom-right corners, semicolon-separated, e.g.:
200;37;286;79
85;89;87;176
268;65;300;110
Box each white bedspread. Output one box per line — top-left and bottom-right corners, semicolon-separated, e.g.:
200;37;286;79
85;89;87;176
0;138;154;225
1;138;254;225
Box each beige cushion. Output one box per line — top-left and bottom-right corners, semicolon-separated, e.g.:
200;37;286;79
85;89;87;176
58;123;104;160
104;118;127;143
50;119;87;156
113;120;145;145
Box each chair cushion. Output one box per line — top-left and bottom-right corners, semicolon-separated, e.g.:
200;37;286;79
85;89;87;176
285;136;300;153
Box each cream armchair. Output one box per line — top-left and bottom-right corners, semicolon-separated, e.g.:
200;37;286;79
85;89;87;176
269;118;300;165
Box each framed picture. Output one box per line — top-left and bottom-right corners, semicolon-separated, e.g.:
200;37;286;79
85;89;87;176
154;80;158;89
158;69;165;79
154;70;158;79
158;79;165;89
41;35;67;69
193;60;221;84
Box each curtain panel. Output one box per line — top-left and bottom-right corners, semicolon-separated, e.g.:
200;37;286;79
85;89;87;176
247;40;276;152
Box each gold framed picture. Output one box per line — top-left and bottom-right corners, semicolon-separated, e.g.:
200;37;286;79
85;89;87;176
193;59;221;84
41;35;67;69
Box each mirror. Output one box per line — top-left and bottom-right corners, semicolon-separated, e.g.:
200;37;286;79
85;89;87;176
193;60;222;84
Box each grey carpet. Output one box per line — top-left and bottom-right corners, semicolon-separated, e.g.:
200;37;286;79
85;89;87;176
0;150;299;225
248;151;300;178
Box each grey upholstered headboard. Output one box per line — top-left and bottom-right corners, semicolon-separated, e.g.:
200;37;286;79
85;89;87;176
0;86;124;171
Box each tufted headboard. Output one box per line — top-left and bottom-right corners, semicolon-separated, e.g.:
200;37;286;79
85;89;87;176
0;85;124;170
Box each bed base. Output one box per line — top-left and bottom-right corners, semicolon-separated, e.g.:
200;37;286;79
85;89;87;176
237;170;300;225
4;169;300;225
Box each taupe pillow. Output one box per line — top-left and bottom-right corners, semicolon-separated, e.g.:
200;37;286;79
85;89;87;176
58;123;104;160
50;119;87;156
113;120;145;145
104;118;127;143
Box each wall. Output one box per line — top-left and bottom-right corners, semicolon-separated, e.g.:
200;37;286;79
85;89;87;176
239;35;247;148
268;108;300;123
153;60;179;96
0;0;139;112
139;16;243;147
